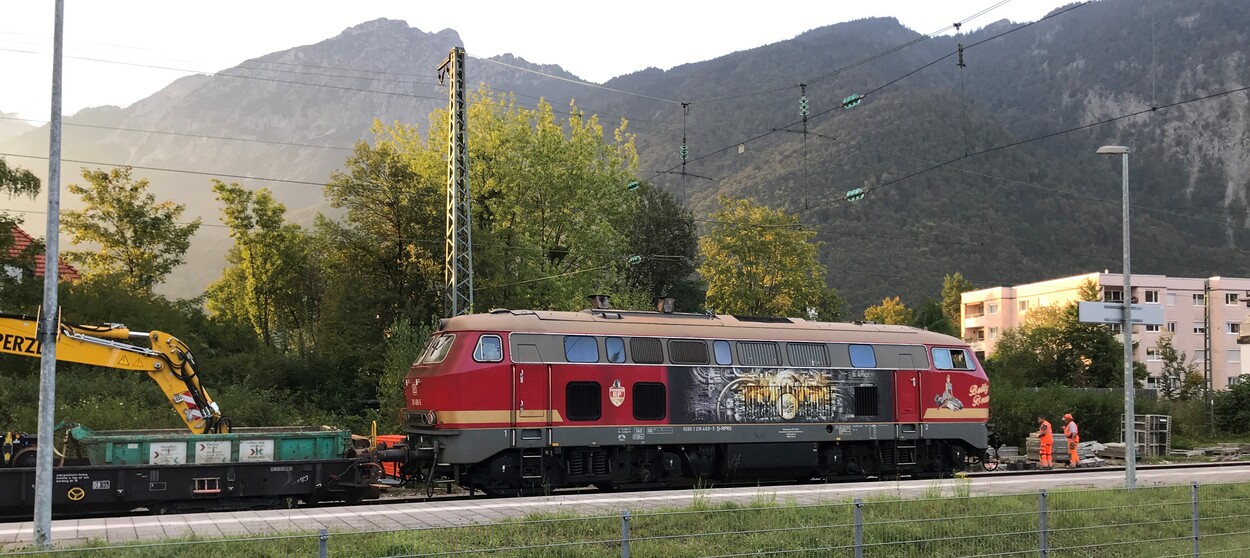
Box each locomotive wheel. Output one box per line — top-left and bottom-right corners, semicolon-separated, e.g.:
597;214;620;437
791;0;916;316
12;449;36;468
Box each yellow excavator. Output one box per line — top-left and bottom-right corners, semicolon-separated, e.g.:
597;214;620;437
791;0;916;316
0;311;230;441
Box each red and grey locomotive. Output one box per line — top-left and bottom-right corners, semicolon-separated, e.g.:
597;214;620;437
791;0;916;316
400;300;990;494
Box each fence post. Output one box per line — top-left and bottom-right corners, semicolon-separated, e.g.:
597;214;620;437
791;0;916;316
1038;490;1048;558
621;509;631;558
853;498;864;558
319;528;328;558
1192;482;1200;558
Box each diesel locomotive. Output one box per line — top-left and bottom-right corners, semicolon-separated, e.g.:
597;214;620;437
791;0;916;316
399;298;991;495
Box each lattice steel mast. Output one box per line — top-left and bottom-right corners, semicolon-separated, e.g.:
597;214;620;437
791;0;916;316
438;47;472;316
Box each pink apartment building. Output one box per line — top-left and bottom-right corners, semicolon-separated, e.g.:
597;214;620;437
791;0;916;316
960;272;1250;390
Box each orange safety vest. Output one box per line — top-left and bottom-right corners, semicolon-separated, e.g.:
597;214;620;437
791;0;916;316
1038;420;1053;443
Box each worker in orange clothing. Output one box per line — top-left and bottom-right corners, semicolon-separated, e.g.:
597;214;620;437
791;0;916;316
1063;413;1080;468
1037;415;1054;469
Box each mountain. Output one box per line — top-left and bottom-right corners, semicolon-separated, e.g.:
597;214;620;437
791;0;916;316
2;1;1248;310
0;112;34;142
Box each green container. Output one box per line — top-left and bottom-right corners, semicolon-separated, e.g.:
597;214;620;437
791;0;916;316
69;425;352;466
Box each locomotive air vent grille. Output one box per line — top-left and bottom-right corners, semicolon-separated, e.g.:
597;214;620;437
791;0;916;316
787;343;828;367
630;338;664;364
566;382;602;421
668;340;709;365
853;386;879;417
739;341;781;367
633;382;667;420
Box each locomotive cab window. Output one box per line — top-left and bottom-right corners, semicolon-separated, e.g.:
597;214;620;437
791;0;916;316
566;382;602;421
564;335;600;363
633;382;667;420
933;348;974;370
848;344;876;368
606;337;626;363
473;335;503;363
713;340;732;365
423;334;456;364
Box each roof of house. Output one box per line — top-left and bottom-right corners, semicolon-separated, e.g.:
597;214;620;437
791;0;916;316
6;225;81;281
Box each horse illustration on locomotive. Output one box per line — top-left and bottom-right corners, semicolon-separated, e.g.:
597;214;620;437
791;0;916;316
391;297;991;495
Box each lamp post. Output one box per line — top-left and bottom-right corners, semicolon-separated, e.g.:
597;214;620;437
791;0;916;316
1098;144;1134;489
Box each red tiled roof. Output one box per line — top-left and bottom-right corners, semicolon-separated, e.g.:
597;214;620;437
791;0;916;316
6;225;81;281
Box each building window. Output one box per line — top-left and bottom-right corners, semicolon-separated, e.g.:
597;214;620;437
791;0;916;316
1232;376;1244;387
989;327;999;340
1145;324;1161;333
988;303;999;315
1167;293;1176;306
1228;350;1241;363
1194;293;1205;306
1019;300;1029;312
1105;289;1124;302
1144;290;1160;304
473;335;503;363
1108;324;1122;334
975;329;986;341
1194;323;1206;334
1145;377;1160;390
1167;322;1177;333
1194;350;1206;362
1228;323;1241;335
1146;347;1160;361
564;336;600;363
965;303;984;318
1227;293;1240;305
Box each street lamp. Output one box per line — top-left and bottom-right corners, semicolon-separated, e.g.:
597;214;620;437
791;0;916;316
1098;144;1135;489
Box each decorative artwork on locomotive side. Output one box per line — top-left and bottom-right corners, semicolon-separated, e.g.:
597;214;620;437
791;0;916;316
669;367;893;424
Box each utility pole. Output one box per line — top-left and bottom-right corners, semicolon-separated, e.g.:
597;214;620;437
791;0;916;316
1204;279;1213;434
438;47;472;317
34;0;65;548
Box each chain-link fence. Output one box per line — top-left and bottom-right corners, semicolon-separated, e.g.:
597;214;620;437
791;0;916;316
6;481;1250;557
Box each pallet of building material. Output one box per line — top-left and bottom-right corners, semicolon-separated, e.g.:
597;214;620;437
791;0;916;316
1169;449;1206;458
1097;442;1142;460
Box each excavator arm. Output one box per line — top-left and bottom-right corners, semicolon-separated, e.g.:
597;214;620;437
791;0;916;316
0;312;229;434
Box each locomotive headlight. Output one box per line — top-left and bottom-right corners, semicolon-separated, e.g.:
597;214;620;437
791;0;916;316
426;410;437;426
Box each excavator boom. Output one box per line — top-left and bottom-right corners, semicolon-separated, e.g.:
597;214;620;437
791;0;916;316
0;313;228;434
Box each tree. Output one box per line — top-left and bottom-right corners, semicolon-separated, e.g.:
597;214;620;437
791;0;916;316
697;196;826;317
1155;334;1203;400
0;157;39;199
808;287;847;322
622;182;702;310
61;167;200;291
864;296;914;325
940;272;975;327
912;297;957;335
1214;381;1250;435
206;181;319;353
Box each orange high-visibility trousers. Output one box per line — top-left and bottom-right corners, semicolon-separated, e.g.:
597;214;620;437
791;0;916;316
1039;438;1054;468
1067;435;1080;467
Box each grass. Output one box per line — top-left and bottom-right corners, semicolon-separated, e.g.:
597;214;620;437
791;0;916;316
7;482;1250;557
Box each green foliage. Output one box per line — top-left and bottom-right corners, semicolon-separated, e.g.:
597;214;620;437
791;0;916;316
61;166;201;292
0;156;39;199
1155;333;1204;400
808;287;847;322
940;272;974;328
698;196;826;317
863;296;913;325
622;182;703;311
912;297;956;335
1215;382;1250;435
374;319;434;433
206;180;319;353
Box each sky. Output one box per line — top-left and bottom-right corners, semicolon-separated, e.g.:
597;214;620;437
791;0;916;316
1;0;1075;123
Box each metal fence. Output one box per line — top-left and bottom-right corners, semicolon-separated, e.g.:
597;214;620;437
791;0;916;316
6;481;1250;557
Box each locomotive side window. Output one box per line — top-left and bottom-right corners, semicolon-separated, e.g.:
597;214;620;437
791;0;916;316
933;348;974;370
473;335;503;363
423;334;456;364
787;343;828;367
633;382;667;420
606;337;627;363
739;341;780;366
566;382;602;421
564;336;600;363
713;340;732;365
848;344;876;368
630;338;664;364
669;340;709;365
